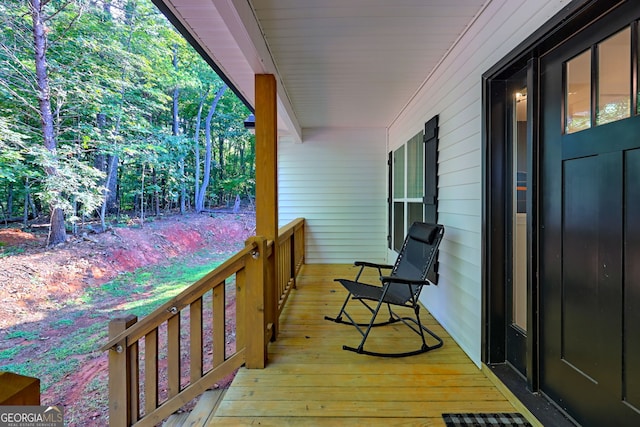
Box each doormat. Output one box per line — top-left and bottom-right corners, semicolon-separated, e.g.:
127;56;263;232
442;413;532;426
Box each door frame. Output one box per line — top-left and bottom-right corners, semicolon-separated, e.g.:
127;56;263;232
483;53;540;388
482;0;625;401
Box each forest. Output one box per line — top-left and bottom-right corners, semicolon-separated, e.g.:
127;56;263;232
0;0;255;245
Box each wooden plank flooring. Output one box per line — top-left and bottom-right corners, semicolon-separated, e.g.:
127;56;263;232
206;264;523;426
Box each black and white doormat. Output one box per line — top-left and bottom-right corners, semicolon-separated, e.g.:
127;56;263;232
442;413;532;426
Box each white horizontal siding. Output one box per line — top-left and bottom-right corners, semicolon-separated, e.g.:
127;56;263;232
388;0;570;366
279;127;387;264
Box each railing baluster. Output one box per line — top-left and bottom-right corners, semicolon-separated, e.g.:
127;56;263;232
236;269;246;351
167;315;181;398
129;339;139;423
213;282;225;366
190;297;203;383
144;329;158;415
290;232;297;289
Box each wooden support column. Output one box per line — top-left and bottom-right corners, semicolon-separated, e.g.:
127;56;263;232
254;74;278;341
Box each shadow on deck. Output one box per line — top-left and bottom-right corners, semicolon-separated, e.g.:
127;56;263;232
201;264;536;426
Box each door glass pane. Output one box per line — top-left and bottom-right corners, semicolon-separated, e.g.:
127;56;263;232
393;146;405;198
638;24;640;114
566;50;591;134
597;27;630;125
393;202;404;251
513;86;527;332
407;203;423;230
407;132;423;198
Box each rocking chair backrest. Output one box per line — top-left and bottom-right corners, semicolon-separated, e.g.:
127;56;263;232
388;222;444;303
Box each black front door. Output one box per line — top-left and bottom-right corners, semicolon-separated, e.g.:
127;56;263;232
540;3;640;425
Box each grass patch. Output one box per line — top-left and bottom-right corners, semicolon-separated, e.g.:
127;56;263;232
0;244;26;257
51;318;74;328
0;346;24;360
5;330;39;340
119;257;228;317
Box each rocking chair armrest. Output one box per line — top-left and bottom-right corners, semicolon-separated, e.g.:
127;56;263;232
379;276;430;286
354;261;394;270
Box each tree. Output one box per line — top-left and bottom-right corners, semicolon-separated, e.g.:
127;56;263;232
195;84;227;213
30;0;67;245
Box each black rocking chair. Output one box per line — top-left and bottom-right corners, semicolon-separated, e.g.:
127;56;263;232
325;222;445;357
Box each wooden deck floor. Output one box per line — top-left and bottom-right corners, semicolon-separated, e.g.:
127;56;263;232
206;264;532;426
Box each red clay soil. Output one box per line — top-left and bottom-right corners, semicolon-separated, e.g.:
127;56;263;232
0;213;255;426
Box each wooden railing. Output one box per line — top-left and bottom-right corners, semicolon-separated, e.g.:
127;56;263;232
274;218;305;328
102;218;305;427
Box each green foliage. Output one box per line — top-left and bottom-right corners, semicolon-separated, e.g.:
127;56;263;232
0;0;254;225
0;245;26;258
0;346;24;361
5;330;40;340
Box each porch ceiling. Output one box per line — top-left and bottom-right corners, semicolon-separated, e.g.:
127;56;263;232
157;0;488;140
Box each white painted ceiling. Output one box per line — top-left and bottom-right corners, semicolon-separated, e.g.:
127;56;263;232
159;0;488;140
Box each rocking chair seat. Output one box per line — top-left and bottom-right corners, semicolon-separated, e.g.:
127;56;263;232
339;279;422;306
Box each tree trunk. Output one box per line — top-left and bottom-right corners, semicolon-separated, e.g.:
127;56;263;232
172;45;185;214
239;141;246;175
23;178;33;228
30;0;66;245
195;84;227;213
105;155;118;213
217;134;225;181
152;167;160;216
7;183;14;219
0;200;6;226
217;134;226;202
48;207;66;246
140;163;145;226
193;89;208;211
99;155;118;231
103;0;111;17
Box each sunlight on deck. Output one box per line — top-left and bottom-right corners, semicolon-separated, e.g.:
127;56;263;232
206;264;520;426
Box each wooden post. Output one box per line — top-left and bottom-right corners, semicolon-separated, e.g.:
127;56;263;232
244;236;267;368
0;372;40;405
255;74;278;339
108;315;138;427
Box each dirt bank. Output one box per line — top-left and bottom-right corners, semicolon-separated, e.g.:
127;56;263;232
0;213;255;426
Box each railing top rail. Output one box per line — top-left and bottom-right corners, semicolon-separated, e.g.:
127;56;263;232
278;218;304;239
101;240;258;352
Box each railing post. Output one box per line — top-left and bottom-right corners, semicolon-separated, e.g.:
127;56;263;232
108;315;138;427
0;372;40;405
245;236;268;368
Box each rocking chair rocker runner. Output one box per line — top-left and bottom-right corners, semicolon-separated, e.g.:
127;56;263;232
325;222;445;357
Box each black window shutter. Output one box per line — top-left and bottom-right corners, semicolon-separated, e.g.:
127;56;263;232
387;151;393;249
424;115;439;223
424;115;439;283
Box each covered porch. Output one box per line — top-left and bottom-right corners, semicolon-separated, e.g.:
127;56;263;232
204;264;532;426
102;218;536;426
